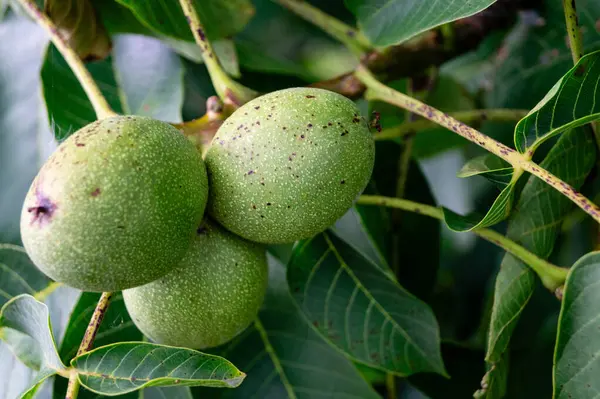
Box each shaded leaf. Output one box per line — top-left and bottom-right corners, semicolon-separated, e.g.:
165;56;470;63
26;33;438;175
514;50;600;154
41;44;123;139
457;154;513;187
554;251;600;399
0;244;53;307
288;231;446;376
345;0;496;47
195;255;380;399
71;342;245;395
0;16;56;244
480;127;595;397
144;386;193;399
0;295;66;397
113;34;185;122
235;0;355;81
116;0;254;41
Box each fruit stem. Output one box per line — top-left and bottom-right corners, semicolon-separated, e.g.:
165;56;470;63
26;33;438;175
357;195;570;292
65;292;114;399
178;0;257;107
271;0;372;56
17;0;117;120
172;96;227;156
354;65;600;226
375;109;530;140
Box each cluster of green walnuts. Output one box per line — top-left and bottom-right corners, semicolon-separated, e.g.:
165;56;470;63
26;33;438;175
20;87;375;350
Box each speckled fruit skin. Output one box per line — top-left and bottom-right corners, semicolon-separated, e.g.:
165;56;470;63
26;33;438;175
123;220;268;349
20;116;208;292
205;87;375;244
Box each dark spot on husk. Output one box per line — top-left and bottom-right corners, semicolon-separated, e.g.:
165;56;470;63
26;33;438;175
28;192;57;226
91;188;101;197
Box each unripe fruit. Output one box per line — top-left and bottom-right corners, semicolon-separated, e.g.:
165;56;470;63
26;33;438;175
20;116;208;292
205;88;375;244
123;220;268;349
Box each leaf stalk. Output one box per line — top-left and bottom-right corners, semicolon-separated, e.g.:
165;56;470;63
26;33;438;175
17;0;116;120
178;0;256;107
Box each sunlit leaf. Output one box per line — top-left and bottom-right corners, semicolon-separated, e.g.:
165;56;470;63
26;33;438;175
345;0;497;47
71;342;245;395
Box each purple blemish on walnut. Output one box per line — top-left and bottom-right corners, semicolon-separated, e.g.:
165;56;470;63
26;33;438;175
306;95;316;98
254;106;260;110
76;142;85;147
27;192;56;226
248;170;254;175
307;124;313;128
91;188;101;197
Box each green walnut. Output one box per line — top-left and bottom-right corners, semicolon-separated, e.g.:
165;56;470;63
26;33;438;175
205;87;375;243
20;116;208;292
123;219;268;349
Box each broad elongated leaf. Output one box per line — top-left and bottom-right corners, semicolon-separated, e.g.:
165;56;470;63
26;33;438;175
288;231;446;376
112;34;185;122
345;0;496;47
554;252;600;399
116;0;254;42
479;127;595;398
196;255;380;399
71;342;244;395
515;50;600;154
0;17;56;244
0;295;66;397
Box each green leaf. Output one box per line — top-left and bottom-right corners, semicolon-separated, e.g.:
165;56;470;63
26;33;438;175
0;295;66;397
442;182;515;232
116;0;254;41
442;153;516;232
143;386;193;399
0;244;54;307
457;154;513;188
481;127;596;397
514;50;600;154
287;231;446;376
70;342;245;395
41;44;124;139
197;255;380;398
345;0;497;47
113;34;185;122
0;16;56;244
474;355;508;399
554;251;600;399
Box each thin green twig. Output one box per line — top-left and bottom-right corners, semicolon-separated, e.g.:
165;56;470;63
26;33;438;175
357;195;569;291
178;0;256;106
